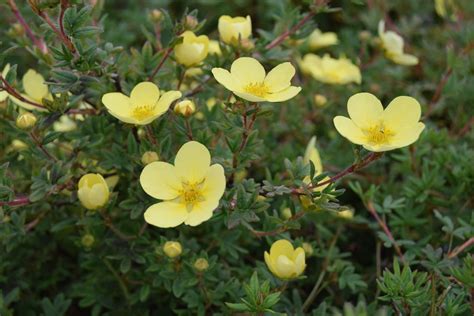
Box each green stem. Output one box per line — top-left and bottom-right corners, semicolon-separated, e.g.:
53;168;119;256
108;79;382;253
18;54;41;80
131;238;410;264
102;258;131;307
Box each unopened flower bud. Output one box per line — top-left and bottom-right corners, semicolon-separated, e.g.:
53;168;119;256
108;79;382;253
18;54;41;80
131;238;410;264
150;9;163;23
358;30;371;42
16;112;37;129
281;207;292;220
141;151;159;165
184;15;199;29
163;241;182;258
240;38;255;51
81;234;95;248
77;173;110;210
314;94;327;107
337;208;354;220
194;258;209;271
302;242;313;256
174;99;196;117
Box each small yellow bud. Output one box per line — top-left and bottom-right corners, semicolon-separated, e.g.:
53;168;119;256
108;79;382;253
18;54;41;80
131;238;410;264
256;195;266;202
314;94;327;107
150;9;163;23
163;241;182;258
77;173;110;210
358;30;372;42
194;258;209;271
174;99;196;117
11;23;25;36
240;38;255;51
265;239;306;280
16;112;37;129
194;112;205;120
184;15;199;29
81;234;95;248
302;242;314;256
141;151;159;165
281;207;292;220
206;97;217;111
218;15;252;45
337;208;354;220
11;139;28;151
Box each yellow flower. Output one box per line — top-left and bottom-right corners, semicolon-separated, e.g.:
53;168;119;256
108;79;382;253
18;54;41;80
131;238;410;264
16;112;37;129
194;258;209;271
304;136;323;175
174;31;209;67
264;239;306;280
212;57;301;102
378;21;418;66
333;92;425;152
0;64;11;102
308;29;338;50
140;141;226;228
218;15;252;45
163;241;182;258
208;40;222;56
10;69;51;111
141;151;159;165
299;54;361;85
77;173;110;210
102;82;181;125
174;99;196;117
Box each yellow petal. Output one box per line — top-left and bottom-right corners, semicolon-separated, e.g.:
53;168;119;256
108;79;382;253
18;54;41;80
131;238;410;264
101;92;135;124
264;62;295;92
304;136;323;175
333;116;366;145
130;82;160;107
211;68;242;92
23;69;48;102
383;96;421;129
201;164;226;201
184;199;218;226
144;201;188;228
265;86;301;102
390;122;425;148
347;92;383;128
174;141;211;183
293;247;306;275
391;54;419;66
156;90;182;114
140;162;181;200
275;255;296;279
270;239;294;258
231;57;265;85
264;251;278;276
9;94;48;112
233;90;267;102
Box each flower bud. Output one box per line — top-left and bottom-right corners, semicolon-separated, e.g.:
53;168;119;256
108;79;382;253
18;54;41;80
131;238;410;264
358;30;371;42
281;207;292;220
337;208;354;220
208;40;222;56
184;15;199;29
194;258;209;271
81;234;95;248
141;151;159;165
150;9;163;23
10;23;25;37
218;15;252;45
174;99;196;117
314;94;327;107
16;112;37;129
174;31;209;67
302;242;313;256
163;241;182;258
265;239;306;280
77;173;110;210
240;38;255;51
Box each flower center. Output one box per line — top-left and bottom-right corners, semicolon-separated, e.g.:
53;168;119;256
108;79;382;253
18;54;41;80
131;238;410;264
132;105;155;121
244;82;270;97
363;123;394;146
179;181;204;211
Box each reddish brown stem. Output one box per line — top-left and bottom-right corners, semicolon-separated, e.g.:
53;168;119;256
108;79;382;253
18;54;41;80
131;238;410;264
447;237;474;259
0;75;46;110
0;196;30;207
37;9;76;54
265;11;315;50
7;0;48;54
367;201;406;263
148;47;173;80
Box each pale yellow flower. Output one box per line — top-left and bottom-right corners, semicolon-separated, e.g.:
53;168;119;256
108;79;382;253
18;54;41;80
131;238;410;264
378;21;418;66
264;239;306;280
194;258;209;271
218;15;252;45
77;173;110;210
174;31;209;67
212;57;301;102
163;241;182;258
140;141;226;228
102;82;181;125
333;92;425;152
9;69;50;111
308;29;338;50
299;54;361;85
0;64;11;102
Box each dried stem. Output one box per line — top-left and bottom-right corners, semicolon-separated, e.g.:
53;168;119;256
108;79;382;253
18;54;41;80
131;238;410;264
265;11;315;50
0;74;46;110
447;237;474;259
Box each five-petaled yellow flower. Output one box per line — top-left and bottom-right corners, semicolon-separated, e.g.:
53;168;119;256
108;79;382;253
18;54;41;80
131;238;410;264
378;21;418;66
333;92;425;152
174;31;209;67
264;239;306;280
140;141;226;228
102;82;181;125
10;69;50;111
299;54;361;85
218;15;252;45
308;29;338;50
212;57;301;102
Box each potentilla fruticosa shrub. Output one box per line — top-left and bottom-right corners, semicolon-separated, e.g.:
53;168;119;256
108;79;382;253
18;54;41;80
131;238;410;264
0;0;473;315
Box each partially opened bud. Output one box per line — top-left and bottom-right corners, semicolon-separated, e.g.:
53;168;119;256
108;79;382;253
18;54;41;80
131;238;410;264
163;241;182;258
174;99;196;117
194;258;209;271
16;112;37;129
218;15;252;45
77;173;110;210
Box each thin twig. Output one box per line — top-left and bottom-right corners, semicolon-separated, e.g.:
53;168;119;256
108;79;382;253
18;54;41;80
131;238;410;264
265;11;316;50
0;75;46;110
447;237;474;259
148;47;173;80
